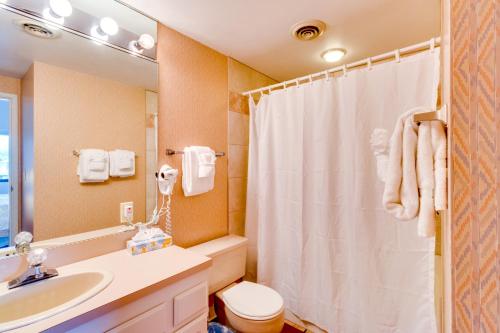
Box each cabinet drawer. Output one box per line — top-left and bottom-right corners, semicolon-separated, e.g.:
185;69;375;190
106;302;168;333
175;314;207;333
174;282;208;327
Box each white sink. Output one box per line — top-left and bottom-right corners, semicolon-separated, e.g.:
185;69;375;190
0;270;113;331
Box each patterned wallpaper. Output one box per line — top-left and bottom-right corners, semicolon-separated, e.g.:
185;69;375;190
451;0;499;331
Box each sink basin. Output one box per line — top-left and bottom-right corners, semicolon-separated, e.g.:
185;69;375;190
0;270;113;331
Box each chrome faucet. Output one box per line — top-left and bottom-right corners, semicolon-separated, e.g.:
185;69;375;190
8;244;58;289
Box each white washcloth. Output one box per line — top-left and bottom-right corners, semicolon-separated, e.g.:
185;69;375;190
196;147;216;178
182;146;215;196
77;149;109;183
109;149;135;177
382;110;420;220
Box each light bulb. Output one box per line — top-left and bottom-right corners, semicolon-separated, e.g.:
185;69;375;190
129;34;155;53
49;0;72;18
99;17;119;36
91;25;108;41
43;8;64;24
138;34;155;50
321;48;346;63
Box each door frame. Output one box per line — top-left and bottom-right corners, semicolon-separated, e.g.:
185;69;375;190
0;92;19;245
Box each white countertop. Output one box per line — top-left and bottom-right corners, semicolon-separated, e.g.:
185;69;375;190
2;245;212;332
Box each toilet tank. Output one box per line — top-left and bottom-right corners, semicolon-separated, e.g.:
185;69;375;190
189;235;248;294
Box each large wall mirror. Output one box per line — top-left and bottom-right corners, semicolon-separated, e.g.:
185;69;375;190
0;0;158;255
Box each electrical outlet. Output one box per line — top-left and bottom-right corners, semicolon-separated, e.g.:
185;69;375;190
120;202;134;223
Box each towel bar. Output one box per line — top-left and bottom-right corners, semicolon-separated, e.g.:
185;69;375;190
72;150;138;157
413;105;448;126
166;148;225;157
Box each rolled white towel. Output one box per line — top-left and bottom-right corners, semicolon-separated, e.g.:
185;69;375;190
382;110;420;220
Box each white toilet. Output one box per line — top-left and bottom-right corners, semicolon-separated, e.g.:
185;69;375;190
189;235;285;333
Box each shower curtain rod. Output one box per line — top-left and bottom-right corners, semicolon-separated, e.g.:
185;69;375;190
243;37;441;97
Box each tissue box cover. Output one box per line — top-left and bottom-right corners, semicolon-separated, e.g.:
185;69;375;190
127;235;172;255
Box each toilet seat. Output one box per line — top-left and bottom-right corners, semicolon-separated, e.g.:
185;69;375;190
221;281;284;321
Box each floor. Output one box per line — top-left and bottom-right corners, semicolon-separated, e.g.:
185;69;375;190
282;320;310;333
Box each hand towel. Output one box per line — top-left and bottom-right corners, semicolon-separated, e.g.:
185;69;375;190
382;110;420;220
109;149;135;177
416;121;435;237
182;146;215;196
77;149;109;183
431;121;447;210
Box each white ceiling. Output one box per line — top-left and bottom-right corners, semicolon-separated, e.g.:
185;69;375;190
121;0;441;82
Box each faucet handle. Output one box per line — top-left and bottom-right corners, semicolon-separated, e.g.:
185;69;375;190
14;231;33;254
27;248;48;267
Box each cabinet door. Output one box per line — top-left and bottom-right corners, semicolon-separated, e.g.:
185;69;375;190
107;303;169;333
174;314;207;333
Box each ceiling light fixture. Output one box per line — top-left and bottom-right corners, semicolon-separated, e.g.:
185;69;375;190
43;0;72;24
321;48;346;63
128;33;155;53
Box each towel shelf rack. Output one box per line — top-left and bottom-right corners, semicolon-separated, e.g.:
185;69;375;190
413;105;448;126
166;148;225;157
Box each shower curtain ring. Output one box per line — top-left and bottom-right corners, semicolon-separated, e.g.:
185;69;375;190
429;38;435;52
324;70;330;81
395;50;401;63
260;90;264;97
308;75;313;84
342;65;347;77
295;79;300;87
367;58;372;70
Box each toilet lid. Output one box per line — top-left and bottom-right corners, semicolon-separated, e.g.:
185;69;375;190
222;282;284;320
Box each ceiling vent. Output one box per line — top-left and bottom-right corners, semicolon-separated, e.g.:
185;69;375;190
17;20;59;39
291;19;326;41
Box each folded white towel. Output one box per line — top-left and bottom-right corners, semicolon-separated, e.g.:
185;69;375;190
382;110;420;220
77;149;109;183
109;149;135;177
182;146;215;196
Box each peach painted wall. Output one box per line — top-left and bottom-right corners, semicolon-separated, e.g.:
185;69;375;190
0;74;21;97
157;24;228;248
29;62;146;241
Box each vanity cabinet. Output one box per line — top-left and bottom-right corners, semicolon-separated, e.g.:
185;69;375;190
49;269;209;333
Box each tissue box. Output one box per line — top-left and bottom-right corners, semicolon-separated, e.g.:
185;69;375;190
127;234;172;255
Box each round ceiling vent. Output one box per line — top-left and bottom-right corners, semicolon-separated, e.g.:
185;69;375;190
16;20;60;39
291;19;326;41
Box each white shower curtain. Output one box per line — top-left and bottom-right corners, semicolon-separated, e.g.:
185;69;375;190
246;50;440;333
